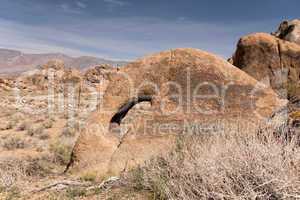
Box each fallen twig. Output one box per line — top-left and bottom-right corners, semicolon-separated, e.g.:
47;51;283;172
31;180;92;193
31;176;120;193
87;176;119;191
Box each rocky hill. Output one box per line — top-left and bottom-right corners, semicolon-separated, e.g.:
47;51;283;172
0;48;127;74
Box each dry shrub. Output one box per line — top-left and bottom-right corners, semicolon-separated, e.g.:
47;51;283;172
38;132;50;140
80;171;97;182
42;119;54;129
2;136;26;150
60;121;81;138
0;157;52;190
21;157;53;177
26;125;44;137
16;121;30;131
0;120;16;131
61;127;76;137
0;161;25;189
50;141;73;165
287;81;300;101
65;187;87;199
128;128;300;200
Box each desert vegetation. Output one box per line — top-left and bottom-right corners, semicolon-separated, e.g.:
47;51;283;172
0;17;300;200
3;119;298;200
127;128;300;199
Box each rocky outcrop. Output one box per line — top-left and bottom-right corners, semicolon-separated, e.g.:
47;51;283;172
0;77;5;84
68;48;287;178
40;59;66;71
84;64;115;84
233;33;300;101
0;77;12;91
272;19;300;45
16;60;82;90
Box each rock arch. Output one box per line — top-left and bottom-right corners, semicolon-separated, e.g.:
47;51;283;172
110;95;152;125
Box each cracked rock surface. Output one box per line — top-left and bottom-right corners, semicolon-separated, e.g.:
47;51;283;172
233;33;300;100
69;48;287;177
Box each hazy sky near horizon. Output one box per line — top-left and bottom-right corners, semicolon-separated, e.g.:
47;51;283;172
0;0;299;60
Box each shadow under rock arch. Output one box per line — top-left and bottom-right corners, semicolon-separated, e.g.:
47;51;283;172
110;95;153;125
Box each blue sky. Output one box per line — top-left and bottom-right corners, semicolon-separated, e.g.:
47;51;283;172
0;0;299;60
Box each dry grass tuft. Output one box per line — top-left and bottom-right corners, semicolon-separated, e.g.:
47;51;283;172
80;171;97;182
26;125;44;137
49;141;73;165
2;136;26;150
16;121;30;131
0;120;16;131
0;157;52;191
42;118;54;129
128;128;300;200
61;127;77;137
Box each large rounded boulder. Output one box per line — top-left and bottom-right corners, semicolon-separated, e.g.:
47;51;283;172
69;48;287;177
233;33;300;100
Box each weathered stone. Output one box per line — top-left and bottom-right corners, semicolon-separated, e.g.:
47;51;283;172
272;19;300;45
17;60;82;90
69;48;287;177
233;33;300;100
41;59;65;71
84;64;114;84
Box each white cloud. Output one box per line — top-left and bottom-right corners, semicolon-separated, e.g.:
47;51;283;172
176;17;187;22
0;19;98;57
76;1;87;9
60;1;88;15
0;17;278;60
60;3;82;14
0;18;150;60
103;0;128;7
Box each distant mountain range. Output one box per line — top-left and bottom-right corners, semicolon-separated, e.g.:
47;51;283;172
0;48;128;74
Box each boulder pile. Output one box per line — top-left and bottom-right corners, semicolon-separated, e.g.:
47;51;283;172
84;64;115;84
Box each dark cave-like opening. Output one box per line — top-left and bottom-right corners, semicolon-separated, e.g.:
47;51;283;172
110;95;152;125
